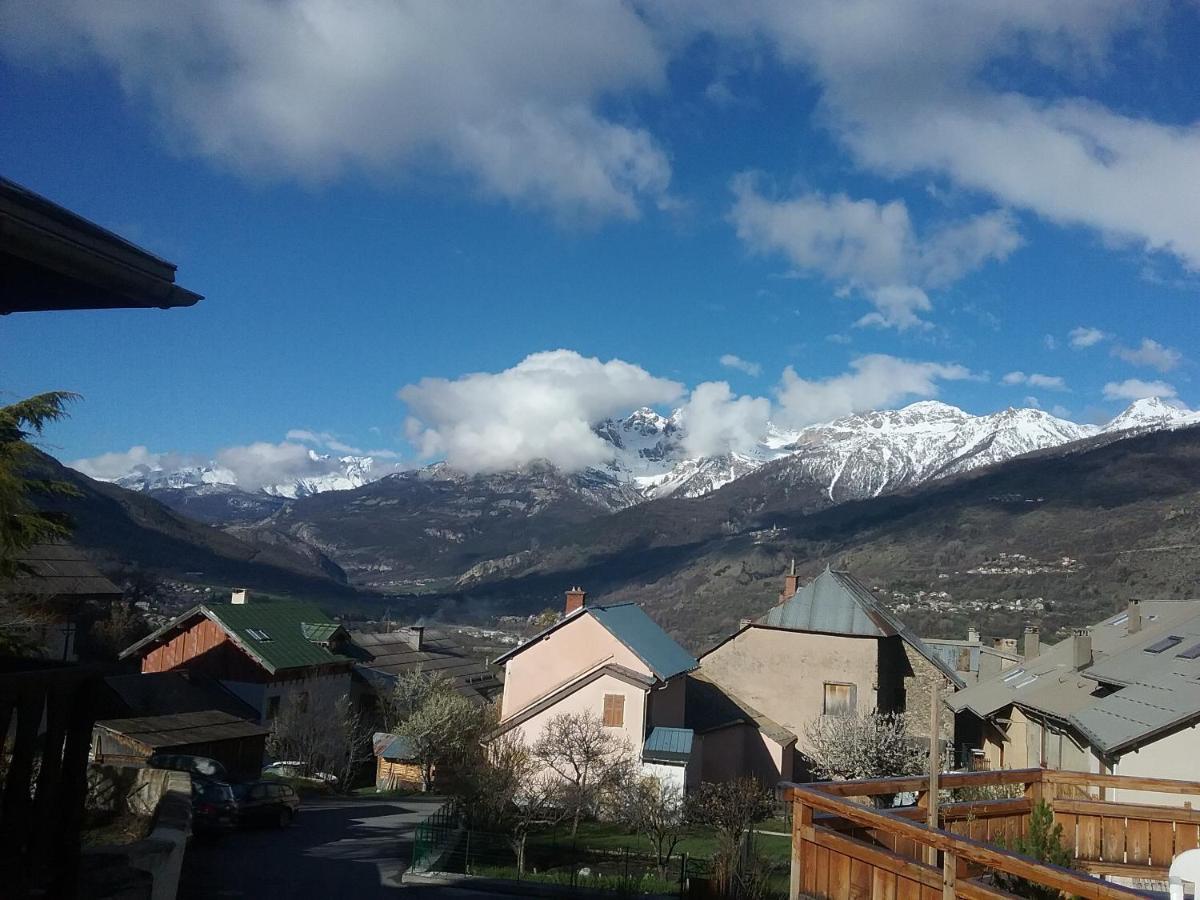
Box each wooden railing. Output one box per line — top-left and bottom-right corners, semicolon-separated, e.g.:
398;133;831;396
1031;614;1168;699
0;659;100;899
781;768;1200;899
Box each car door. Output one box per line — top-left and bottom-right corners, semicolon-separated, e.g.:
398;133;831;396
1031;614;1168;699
244;783;271;821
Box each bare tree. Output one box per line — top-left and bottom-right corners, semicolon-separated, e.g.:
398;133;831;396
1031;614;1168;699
623;774;686;879
804;711;927;792
268;692;372;791
531;711;634;836
391;670;485;791
688;778;774;899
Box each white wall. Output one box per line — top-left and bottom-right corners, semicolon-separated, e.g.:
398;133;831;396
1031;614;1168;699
1111;724;1200;807
641;761;687;794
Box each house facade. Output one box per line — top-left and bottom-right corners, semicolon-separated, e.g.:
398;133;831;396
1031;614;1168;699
697;566;963;778
489;588;698;786
950;598;1200;806
120;593;355;726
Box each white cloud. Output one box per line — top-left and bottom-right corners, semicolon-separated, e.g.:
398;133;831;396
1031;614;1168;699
0;0;670;222
719;354;763;377
71;445;166;480
729;176;1019;329
398;350;684;473
1103;379;1177;401
1051;404;1073;418
677;382;771;457
659;2;1200;270
1024;396;1041;409
1069;326;1107;349
1112;338;1181;373
1043;335;1058;350
774;354;974;427
1001;371;1067;390
285;428;366;455
215;441;340;490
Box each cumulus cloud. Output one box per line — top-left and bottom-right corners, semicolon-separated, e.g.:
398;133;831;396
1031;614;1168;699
72;445;169;480
1069;326;1107;349
0;0;670;221
1112;338;1181;373
1103;379;1177;401
774;354;974;427
657;2;1200;270
399;350;684;473
719;354;763;377
285;429;366;455
729;177;1019;328
677;382;771;457
1001;372;1068;391
214;441;341;490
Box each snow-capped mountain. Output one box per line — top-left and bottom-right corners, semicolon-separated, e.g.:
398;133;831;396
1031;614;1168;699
1100;397;1200;436
110;452;375;500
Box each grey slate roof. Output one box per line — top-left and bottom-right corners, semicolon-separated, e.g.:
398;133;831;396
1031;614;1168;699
96;710;267;749
760;568;964;687
350;628;502;703
1;542;121;599
494;602;697;683
949;599;1200;754
102;672;259;721
642;727;694;764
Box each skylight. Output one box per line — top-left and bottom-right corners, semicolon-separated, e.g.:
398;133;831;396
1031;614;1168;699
1145;635;1183;654
1110;613;1129;626
1002;668;1026;683
246;628;273;642
1015;675;1038;689
1177;643;1200;660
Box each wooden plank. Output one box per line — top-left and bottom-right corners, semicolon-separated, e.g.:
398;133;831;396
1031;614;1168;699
1078;859;1168;879
816;844;830;898
1055;798;1200;826
1175;822;1199;855
1054;813;1078;858
793;768;1043;798
849;858;871;900
896;875;922;900
1149;820;1174;868
873;869;897;900
802;840;818;896
1124;819;1149;865
829;847;852;900
1043;770;1200;796
941;798;1031;821
1077;816;1101;860
1101;817;1125;863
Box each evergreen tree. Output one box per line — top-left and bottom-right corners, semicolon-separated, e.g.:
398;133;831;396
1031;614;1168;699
995;799;1074;900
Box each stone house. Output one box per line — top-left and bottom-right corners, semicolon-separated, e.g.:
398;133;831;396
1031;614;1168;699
697;566;963;778
119;592;355;726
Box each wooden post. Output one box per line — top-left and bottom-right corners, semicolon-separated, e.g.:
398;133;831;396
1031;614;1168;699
927;678;941;866
790;798;812;900
942;849;957;900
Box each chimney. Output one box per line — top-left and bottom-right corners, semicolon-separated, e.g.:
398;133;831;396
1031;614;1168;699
779;559;800;603
565;586;587;615
1127;599;1142;635
978;651;1002;680
1072;627;1093;670
967;625;981;644
1023;625;1040;660
404;626;424;651
231;588;248;605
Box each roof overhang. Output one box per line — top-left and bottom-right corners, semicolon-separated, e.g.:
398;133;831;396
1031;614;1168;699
1;177;202;313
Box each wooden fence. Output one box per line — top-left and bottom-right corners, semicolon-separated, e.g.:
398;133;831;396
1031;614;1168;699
782;768;1200;899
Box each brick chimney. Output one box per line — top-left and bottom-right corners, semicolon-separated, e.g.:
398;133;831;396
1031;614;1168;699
779;559;800;603
1127;599;1142;635
1072;627;1093;670
231;588;248;605
1023;624;1040;660
565;586;587;615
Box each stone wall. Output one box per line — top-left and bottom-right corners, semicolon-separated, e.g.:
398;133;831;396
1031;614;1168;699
902;643;955;750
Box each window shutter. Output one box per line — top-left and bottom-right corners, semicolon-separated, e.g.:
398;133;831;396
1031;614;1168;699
602;693;625;727
823;682;856;717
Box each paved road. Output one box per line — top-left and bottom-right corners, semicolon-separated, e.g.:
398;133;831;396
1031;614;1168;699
181;795;503;899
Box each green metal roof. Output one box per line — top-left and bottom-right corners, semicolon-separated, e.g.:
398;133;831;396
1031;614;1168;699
642;727;694;764
203;602;354;674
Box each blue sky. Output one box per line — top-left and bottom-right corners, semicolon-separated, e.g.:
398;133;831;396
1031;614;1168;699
2;2;1198;483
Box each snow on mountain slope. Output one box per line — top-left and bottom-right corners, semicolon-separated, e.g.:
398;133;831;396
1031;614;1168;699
1101;397;1200;435
111;452;375;499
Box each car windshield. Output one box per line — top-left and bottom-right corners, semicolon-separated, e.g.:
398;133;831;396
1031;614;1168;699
196;781;234;802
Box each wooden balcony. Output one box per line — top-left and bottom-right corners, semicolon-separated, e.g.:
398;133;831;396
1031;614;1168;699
781;768;1200;898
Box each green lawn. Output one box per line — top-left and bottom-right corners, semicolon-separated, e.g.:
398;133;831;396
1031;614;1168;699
527;821;791;864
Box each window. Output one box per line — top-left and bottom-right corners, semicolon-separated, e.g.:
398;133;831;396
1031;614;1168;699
1177;642;1200;660
266;695;280;720
823;682;856;717
602;693;624;727
1002;668;1026;683
1145;635;1183;654
247;628;273;642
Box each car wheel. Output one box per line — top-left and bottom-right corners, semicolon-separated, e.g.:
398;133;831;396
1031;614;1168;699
278;808;293;828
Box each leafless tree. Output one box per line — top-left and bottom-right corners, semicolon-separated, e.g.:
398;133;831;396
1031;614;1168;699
268;692;372;791
688;778;774;899
622;774;687;878
531;710;634;836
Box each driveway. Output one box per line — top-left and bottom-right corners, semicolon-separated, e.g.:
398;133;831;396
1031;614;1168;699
180;794;501;899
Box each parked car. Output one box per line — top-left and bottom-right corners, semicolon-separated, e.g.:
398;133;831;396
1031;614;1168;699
262;760;338;784
233;780;300;827
190;779;239;835
148;753;228;782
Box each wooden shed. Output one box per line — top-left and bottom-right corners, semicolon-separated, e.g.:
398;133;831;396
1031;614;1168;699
94;710;268;781
372;732;424;790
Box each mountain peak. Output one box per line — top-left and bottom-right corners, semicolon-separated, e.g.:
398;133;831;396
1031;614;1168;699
1105;397;1197;433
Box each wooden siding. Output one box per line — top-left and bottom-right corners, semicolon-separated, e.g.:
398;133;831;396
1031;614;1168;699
376;757;423;790
140;616;267;682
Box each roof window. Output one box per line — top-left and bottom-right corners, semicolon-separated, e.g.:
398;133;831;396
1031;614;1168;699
246;628;273;642
1002;668;1026;683
1110;613;1129;626
1014;675;1038;689
1145;635;1183;654
1176;642;1200;660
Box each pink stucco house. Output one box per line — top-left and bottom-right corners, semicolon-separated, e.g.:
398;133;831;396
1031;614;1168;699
490;588;701;788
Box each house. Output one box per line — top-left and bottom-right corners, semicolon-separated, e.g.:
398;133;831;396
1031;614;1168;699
0;542;123;661
119;591;356;725
949;598;1200;804
684;672;796;785
92;710;269;780
922;625;1024;686
697;566;963;778
488;587;698;782
350;625;503;709
372;732;423;791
